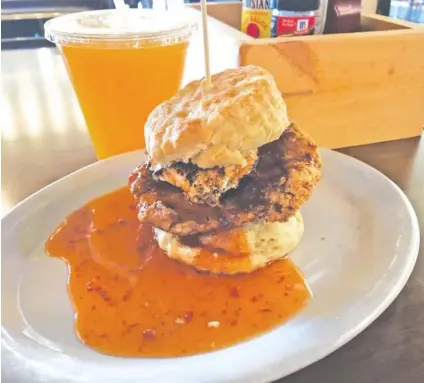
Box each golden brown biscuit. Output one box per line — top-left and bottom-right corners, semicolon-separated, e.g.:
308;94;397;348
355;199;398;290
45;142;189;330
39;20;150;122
145;65;290;169
154;212;304;275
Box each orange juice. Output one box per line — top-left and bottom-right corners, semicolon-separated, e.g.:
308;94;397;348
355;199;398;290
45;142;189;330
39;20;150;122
61;43;188;158
45;9;197;159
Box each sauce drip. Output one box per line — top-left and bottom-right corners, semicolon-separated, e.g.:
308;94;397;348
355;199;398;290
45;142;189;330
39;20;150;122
46;187;310;357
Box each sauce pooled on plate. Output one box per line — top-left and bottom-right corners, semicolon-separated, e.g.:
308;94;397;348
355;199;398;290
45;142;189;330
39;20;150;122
46;187;310;357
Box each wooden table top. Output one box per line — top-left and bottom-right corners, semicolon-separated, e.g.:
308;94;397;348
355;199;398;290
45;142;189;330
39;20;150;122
1;45;423;383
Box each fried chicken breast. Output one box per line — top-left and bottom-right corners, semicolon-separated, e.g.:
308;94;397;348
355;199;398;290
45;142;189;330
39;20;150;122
152;150;258;206
129;124;321;236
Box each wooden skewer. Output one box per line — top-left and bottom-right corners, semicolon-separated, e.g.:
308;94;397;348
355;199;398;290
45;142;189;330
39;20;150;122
200;0;212;89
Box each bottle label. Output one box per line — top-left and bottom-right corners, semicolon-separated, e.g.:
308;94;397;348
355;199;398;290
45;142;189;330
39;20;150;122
241;9;273;38
275;15;316;36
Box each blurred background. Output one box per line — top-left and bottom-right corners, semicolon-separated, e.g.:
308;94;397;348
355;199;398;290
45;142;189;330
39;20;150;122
2;0;423;50
378;0;424;23
1;0;233;49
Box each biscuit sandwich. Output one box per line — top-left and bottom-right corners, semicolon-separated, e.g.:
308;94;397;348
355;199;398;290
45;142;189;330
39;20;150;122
129;65;321;274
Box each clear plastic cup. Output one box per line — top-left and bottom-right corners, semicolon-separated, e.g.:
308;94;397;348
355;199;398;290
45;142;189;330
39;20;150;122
45;9;198;159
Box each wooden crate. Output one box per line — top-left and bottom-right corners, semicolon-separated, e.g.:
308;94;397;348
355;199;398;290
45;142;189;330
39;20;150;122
191;2;424;149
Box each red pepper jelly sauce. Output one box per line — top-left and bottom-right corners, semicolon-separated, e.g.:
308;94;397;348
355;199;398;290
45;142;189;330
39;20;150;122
45;187;310;357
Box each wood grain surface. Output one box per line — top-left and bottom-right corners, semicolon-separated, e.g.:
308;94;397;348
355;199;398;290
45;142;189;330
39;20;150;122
1;29;424;383
239;25;424;149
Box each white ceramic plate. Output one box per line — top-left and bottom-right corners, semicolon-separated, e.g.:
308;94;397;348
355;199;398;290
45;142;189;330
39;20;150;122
1;149;420;383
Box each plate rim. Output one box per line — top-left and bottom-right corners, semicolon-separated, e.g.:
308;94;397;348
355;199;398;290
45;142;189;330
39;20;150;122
1;148;420;383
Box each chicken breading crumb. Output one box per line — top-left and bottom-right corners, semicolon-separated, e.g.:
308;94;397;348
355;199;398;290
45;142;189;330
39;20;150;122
153;150;258;206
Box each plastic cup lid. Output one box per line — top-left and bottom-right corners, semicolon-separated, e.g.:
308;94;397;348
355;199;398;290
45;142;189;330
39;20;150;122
44;8;198;47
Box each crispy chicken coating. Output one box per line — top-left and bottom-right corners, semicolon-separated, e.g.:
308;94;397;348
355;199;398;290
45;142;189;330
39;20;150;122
129;124;321;236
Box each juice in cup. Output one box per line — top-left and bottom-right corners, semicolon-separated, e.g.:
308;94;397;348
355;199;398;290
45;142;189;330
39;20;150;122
45;9;197;159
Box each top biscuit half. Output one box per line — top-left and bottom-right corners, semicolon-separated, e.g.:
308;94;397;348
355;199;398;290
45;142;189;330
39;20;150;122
145;65;290;169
